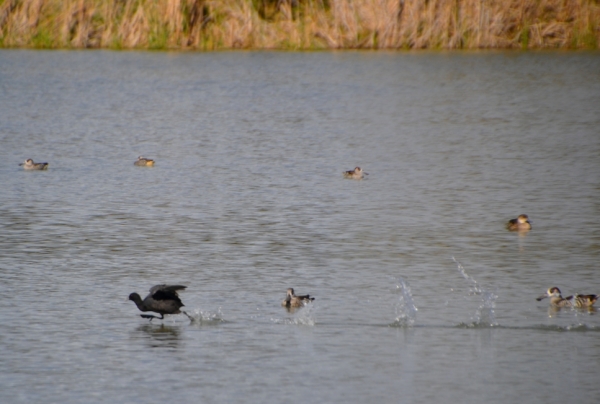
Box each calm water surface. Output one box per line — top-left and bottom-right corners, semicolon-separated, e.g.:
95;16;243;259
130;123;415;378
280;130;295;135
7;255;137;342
1;50;599;403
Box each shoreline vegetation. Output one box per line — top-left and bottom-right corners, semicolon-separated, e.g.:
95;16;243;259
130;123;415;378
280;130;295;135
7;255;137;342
0;0;598;50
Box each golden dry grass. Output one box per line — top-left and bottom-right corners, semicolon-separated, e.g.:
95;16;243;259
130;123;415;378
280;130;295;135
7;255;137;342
0;0;598;49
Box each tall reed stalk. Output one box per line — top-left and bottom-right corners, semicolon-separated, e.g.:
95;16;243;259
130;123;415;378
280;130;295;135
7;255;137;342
0;0;598;49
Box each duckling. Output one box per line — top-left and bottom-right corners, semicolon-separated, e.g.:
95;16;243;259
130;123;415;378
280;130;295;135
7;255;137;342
129;284;193;320
281;288;315;308
506;214;531;231
20;159;48;170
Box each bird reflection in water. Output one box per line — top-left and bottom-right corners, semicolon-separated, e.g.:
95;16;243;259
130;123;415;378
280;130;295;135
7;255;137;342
546;305;597;318
134;324;182;349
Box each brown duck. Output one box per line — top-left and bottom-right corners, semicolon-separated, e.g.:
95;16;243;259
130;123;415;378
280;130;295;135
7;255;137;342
343;167;368;180
134;156;155;167
506;214;532;231
281;288;315;308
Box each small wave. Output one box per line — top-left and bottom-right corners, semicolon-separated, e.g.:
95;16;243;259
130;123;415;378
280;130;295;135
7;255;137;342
271;317;316;326
388;320;416;328
454;322;500;329
531;324;599;332
453;323;599;332
453;257;498;327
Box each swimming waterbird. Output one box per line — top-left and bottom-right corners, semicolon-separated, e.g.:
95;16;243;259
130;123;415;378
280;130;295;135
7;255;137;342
343;167;368;180
129;284;193;321
281;288;315;308
20;159;48;170
134;156;155;167
536;287;598;308
506;214;532;231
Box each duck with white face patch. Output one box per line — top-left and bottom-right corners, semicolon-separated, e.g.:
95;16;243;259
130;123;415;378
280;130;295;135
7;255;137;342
343;166;368;180
20;159;48;170
134;156;155;166
506;214;531;231
536;287;598;308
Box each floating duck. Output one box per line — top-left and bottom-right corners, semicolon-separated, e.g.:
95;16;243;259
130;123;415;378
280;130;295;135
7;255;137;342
282;288;315;308
343;166;367;180
134;156;155;167
536;287;598;308
20;159;48;170
506;214;531;231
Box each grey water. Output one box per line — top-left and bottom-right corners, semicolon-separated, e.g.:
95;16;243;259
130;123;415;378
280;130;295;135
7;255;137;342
1;50;599;403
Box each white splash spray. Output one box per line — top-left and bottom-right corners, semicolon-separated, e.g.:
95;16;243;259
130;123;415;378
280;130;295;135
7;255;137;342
394;277;418;327
188;307;225;325
453;257;498;327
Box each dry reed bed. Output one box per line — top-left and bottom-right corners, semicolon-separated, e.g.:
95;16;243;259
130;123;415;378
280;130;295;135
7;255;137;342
0;0;598;49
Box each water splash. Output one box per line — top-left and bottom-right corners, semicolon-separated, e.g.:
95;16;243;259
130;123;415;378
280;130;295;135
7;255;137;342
392;277;418;327
188;307;226;325
452;257;498;327
292;302;316;326
271;303;316;326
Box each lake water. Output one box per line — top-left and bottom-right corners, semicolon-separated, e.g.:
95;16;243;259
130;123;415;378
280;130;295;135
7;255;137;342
0;50;599;403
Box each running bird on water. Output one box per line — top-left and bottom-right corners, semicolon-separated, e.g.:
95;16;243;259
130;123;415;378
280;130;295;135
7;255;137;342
134;156;155;166
343;167;368;180
506;214;531;231
129;284;193;321
282;288;315;308
536;287;598;308
20;159;48;170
